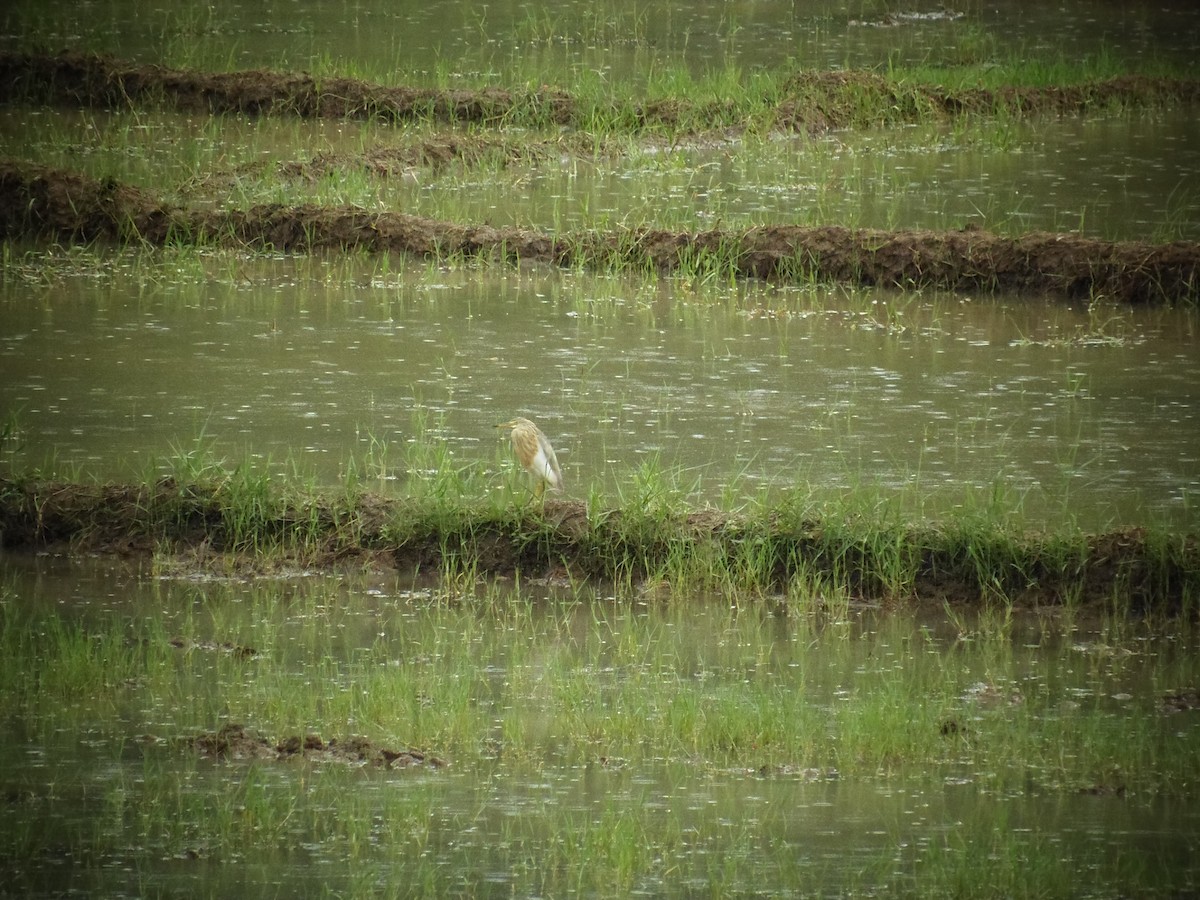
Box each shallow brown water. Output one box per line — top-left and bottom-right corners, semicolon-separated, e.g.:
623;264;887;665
2;256;1197;530
3;0;1199;76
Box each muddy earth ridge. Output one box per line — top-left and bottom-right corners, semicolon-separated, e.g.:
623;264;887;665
1;477;1195;613
1;52;1198;303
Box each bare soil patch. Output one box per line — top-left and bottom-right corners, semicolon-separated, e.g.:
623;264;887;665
188;723;446;769
3;161;1196;303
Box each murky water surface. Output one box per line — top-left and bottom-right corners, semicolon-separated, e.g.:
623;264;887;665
3;258;1198;529
4;0;1199;75
1;558;1198;896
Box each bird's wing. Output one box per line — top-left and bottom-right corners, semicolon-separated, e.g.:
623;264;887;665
536;432;564;491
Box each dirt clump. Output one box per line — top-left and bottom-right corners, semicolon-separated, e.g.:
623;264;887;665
1161;690;1200;713
190;723;446;769
167;636;260;659
180;136;590;197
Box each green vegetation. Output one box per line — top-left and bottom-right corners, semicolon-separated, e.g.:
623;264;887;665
2;38;1197;139
0;566;1196;897
3;47;1195;137
1;427;1196;613
4;78;1193;243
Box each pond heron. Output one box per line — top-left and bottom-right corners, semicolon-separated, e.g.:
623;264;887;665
496;417;563;497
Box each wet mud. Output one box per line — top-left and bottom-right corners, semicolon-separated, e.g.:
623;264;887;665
188;723;446;769
2;160;1196;303
1;477;1195;612
167;636;261;659
1161;690;1200;713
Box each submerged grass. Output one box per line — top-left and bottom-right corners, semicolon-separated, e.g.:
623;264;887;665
1;570;1197;896
6;98;1195;245
2;573;1196;782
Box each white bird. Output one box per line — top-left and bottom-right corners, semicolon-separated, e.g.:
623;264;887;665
495;417;563;497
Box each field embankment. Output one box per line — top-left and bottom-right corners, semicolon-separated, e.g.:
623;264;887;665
2;51;1198;130
1;476;1194;613
2;51;1199;303
2;160;1197;303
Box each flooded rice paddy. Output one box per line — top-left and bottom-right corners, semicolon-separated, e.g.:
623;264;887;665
3;0;1200;896
2;557;1199;897
2;105;1197;244
4;0;1200;77
2;256;1198;531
